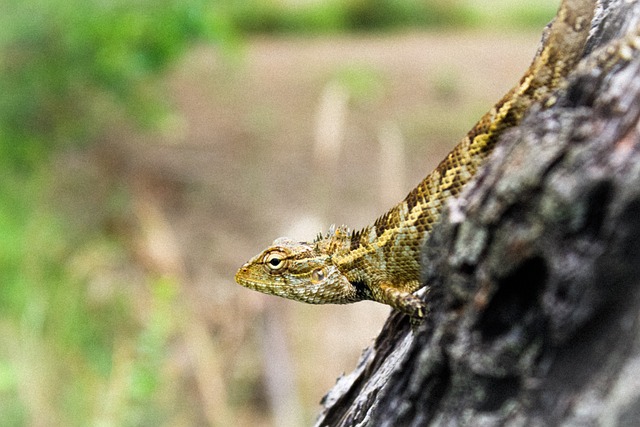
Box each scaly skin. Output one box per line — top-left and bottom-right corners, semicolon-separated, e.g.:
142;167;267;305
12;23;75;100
236;0;596;320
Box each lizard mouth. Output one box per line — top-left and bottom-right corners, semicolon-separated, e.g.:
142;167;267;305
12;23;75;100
235;265;281;290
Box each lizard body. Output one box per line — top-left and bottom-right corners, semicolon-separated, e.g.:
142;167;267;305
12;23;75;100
235;0;596;320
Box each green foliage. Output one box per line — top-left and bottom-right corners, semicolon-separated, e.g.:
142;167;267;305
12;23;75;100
225;0;475;34
345;0;473;30
466;0;558;29
227;0;348;34
0;165;183;423
221;0;555;35
0;0;231;423
0;0;237;170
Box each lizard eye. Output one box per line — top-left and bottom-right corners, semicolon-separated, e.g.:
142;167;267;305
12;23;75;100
264;251;287;272
311;268;325;283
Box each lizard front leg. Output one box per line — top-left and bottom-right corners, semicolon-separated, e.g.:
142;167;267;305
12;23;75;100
373;282;427;321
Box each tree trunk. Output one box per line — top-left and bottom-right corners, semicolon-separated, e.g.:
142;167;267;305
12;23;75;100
316;1;640;426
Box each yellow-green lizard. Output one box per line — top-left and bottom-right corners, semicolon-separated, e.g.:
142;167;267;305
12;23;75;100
235;0;596;320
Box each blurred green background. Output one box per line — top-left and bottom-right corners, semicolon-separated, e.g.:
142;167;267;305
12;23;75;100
0;0;557;425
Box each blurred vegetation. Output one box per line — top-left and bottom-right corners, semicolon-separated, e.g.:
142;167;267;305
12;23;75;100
224;0;558;34
0;0;234;424
0;0;239;170
0;0;558;424
0;0;558;165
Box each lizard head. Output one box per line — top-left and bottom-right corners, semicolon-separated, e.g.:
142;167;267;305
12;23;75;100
235;232;361;305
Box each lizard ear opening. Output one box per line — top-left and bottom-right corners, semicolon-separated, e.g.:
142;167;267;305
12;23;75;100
310;268;326;283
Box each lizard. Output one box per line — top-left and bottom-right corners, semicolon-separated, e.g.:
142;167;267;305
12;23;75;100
235;0;596;321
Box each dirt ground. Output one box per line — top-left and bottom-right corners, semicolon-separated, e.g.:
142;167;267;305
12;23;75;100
100;30;543;424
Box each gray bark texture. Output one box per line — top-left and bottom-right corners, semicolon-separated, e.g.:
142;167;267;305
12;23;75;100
316;1;640;426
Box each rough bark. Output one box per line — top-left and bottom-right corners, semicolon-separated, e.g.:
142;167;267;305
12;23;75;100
316;1;640;426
